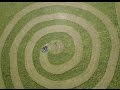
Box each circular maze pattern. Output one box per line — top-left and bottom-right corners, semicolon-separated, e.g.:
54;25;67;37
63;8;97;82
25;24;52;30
0;2;119;89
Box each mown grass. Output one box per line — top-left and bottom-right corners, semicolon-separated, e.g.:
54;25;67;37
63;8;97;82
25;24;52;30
0;2;119;89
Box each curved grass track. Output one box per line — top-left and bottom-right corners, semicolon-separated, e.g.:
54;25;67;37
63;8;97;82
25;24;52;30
0;2;120;89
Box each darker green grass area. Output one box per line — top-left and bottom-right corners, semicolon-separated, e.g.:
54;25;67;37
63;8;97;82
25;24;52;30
0;2;33;37
32;19;92;81
107;51;120;89
107;3;120;89
17;19;91;81
18;35;45;89
0;3;116;88
34;32;75;65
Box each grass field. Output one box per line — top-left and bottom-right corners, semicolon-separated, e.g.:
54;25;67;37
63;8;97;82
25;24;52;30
0;2;120;89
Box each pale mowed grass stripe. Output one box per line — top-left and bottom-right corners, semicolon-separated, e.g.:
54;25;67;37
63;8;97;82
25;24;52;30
93;5;119;89
39;25;83;74
9;13;99;88
0;2;119;88
25;24;100;89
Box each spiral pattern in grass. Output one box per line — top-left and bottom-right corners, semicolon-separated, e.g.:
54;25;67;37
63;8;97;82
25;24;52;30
0;2;120;89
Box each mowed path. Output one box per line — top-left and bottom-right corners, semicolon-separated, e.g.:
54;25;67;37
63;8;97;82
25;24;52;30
0;2;119;89
10;13;100;88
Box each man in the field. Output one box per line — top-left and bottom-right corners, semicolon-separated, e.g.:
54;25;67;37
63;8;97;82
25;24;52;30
41;45;48;53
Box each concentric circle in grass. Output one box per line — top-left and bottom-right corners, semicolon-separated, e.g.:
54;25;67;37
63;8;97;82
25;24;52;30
0;3;119;89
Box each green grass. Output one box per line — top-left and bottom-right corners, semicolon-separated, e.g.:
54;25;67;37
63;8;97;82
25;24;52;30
0;2;120;89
